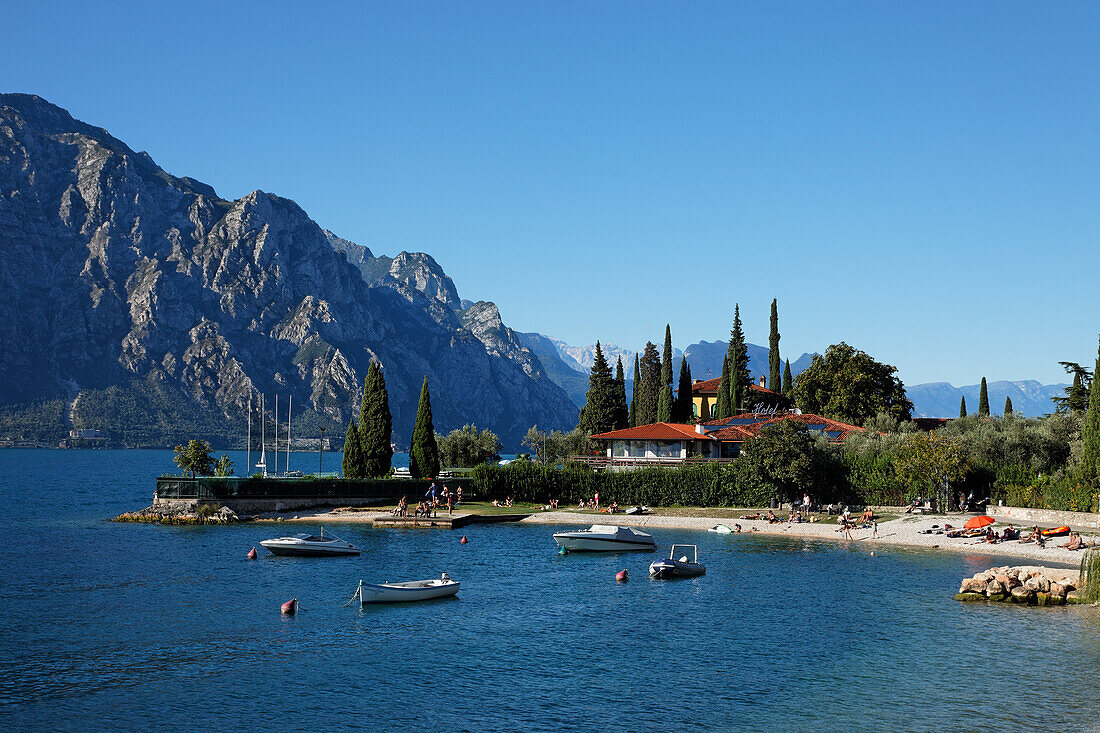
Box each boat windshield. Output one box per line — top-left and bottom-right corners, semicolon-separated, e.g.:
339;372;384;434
293;533;328;542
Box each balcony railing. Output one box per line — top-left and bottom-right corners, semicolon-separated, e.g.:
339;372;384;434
567;455;736;469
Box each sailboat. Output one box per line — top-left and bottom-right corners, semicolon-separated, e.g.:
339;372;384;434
256;394;268;477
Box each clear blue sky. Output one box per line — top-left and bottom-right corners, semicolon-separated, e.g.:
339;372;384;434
4;1;1098;386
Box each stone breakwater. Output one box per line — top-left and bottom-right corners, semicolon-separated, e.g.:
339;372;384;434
955;566;1085;606
114;502;243;525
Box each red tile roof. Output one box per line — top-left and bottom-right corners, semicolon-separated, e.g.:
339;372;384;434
703;412;863;443
589;422;714;441
691;378;777;396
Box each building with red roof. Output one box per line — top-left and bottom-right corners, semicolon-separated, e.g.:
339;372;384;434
690;375;783;421
584;410;863;467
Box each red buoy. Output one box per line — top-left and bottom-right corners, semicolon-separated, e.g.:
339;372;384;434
281;599;297;615
616;569;628;582
246;547;257;560
460;535;468;544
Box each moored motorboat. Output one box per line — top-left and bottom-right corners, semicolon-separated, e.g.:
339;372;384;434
649;544;706;579
351;573;460;603
624;506;650;515
260;527;360;556
553;524;656;551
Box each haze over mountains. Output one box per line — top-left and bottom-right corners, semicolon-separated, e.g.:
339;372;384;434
0;94;577;448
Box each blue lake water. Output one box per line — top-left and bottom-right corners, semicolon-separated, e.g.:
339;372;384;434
1;449;1098;732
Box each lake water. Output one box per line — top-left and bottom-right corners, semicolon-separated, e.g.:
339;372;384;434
1;449;1098;732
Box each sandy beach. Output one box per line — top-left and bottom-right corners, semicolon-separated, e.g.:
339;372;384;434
274;506;1095;567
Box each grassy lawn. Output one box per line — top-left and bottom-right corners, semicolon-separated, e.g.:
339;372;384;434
453;501;547;515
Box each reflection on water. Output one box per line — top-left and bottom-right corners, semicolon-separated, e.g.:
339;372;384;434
0;449;1097;731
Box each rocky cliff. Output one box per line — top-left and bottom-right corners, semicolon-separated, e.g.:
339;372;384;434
0;93;577;448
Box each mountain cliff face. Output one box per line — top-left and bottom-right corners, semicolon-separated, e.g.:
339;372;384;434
0;93;577;448
906;380;1067;418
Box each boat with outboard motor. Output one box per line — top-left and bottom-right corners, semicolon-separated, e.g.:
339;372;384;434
349;573;460;603
649;544;706;578
552;524;656;552
260;527;360;556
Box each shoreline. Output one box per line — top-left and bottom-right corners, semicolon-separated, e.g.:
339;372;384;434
271;506;1093;567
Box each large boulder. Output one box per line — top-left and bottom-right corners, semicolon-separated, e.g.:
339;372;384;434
960;577;987;593
1009;587;1033;604
985;580;1004;596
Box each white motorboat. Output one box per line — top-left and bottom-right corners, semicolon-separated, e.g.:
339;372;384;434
649;544;706;579
624;505;651;515
351;574;460;603
553;524;656;552
260;527;360;556
708;524;734;534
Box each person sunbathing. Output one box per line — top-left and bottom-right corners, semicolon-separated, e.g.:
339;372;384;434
742;513;761;520
1061;532;1083;550
858;508;875;524
766;510;780;523
1001;526;1019;540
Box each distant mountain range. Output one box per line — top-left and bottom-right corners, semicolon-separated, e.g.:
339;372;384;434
528;334;1068;419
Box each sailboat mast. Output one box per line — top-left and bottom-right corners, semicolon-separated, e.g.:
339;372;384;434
274;395;279;477
286;395;292;474
246;394;252;476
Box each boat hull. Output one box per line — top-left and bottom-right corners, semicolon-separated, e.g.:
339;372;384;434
649;559;706;578
260;541;360;557
359;580;460;603
553;535;655;552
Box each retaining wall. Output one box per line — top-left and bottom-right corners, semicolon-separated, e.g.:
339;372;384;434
988;505;1100;529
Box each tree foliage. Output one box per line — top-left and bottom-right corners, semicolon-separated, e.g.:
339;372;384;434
769;298;781;394
578;342;621;435
657;384;673;423
613;357;629;430
793;342;913;425
715;355;732;420
438;424;502;468
661;324;673;387
630;354;640;427
675;357;693;423
1080;338;1100;490
213;454;234;477
782;359;793;398
522;426;594;465
173;439;215;478
1004;396;1013;416
1054;362;1093;413
409;377;439;479
733;421;839;503
635;342;661;425
978;377;990;417
959;396;967;418
342;420;364;478
726;305;750;412
892;432;970;509
359;361;393;477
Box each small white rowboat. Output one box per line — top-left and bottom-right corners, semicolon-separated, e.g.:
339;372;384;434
351;573;460;604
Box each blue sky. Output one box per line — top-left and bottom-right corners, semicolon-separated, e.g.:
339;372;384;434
3;1;1098;386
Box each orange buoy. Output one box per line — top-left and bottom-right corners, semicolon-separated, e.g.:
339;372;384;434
281;599;297;615
460;535;468;544
247;547;257;560
616;569;628;582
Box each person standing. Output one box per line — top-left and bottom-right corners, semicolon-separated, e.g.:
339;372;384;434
447;491;454;516
594;491;600;510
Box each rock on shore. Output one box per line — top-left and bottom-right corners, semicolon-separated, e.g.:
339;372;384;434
955;566;1085;606
114;503;242;525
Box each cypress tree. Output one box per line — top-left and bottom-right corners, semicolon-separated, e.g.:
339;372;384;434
613;356;629;429
359;362;393;477
715;355;732;419
726;305;750;413
1080;337;1100;490
630;354;640;427
959;396;967;418
409;377;439;479
1070;371;1087;411
579;342;619;434
768;298;781;393
1004;396;1013;416
341;420;363;478
661;324;673;387
675;356;693;422
978;377;990;417
636;342;662;425
657;384;673;422
782;359;793;397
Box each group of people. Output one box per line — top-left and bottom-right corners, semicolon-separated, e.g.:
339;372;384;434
390;481;461;518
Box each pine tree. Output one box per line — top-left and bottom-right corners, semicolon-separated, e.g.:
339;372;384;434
359;362;393;477
579;342;619;434
782;359;793;397
675;356;693;422
1080;337;1100;490
661;324;673;387
1004;396;1013;416
715;355;732;419
635;342;661;425
978;377;990;417
613;356;629;429
630;354;640;427
959;396;967;418
726;305;750;412
341;420;363;478
768;298;781;393
409;377;439;479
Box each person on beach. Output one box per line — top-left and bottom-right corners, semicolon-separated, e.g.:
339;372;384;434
594;492;600;510
872;519;878;538
426;483;437;504
456;486;463;506
802;493;811;516
447;492;454;516
843;520;853;540
734;524;742;533
1060;532;1082;550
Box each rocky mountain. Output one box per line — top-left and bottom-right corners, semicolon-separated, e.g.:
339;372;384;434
906;380;1068;418
0;93;577;449
681;340;816;387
